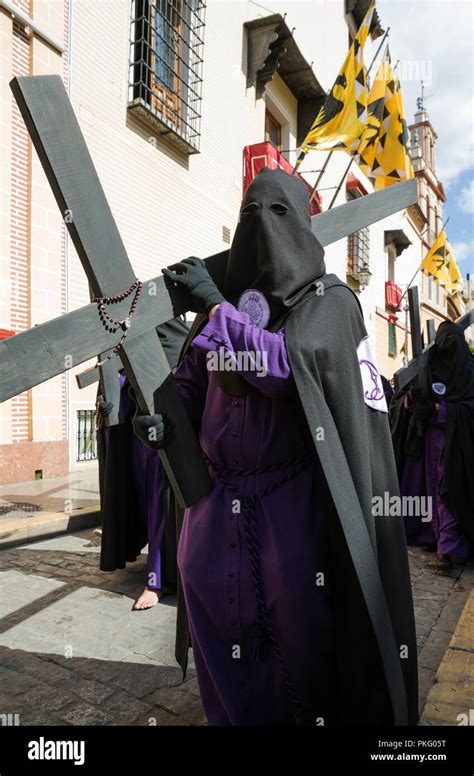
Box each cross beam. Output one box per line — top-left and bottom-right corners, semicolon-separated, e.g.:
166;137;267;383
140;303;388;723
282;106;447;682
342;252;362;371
426;318;436;345
1;75;418;498
408;286;423;364
77;318;190;391
393;294;473;392
0;178;417;399
7;74;211;508
0;82;417;401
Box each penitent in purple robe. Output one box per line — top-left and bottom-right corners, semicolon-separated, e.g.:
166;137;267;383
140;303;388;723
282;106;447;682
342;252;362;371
401;397;469;560
173;302;337;726
131;437;166;589
119;374;166;589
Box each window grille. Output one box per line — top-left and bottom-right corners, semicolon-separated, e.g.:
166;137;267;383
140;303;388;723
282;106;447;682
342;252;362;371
77;410;98;462
129;0;206;153
347;227;370;274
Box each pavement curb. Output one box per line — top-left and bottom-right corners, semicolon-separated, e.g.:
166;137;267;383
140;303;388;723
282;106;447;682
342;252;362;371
0;507;101;549
421;589;474;726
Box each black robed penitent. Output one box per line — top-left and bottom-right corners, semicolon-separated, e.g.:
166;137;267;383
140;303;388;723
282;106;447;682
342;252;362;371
173;168;418;725
391;320;474;546
99;318;190;574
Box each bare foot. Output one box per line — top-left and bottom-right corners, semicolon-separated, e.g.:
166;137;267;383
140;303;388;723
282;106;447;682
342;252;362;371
132;587;162;611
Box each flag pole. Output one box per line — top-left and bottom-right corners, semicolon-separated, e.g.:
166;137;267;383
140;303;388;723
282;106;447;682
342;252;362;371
400;216;451;301
326;34;390;209
303;27;390;205
326;158;353;209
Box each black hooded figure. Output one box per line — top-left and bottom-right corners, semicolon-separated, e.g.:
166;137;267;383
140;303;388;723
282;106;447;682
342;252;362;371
391;320;474;565
137;166;418;726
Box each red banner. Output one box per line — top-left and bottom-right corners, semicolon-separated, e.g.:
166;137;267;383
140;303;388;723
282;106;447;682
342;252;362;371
243;143;322;215
385;281;403;312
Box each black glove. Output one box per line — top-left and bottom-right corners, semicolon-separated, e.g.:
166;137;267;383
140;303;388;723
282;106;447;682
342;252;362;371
408;386;423;403
162;257;224;315
132;413;174;450
413;400;437;423
97;400;113;418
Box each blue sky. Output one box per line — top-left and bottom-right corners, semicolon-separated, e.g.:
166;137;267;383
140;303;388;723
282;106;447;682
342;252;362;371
376;0;474;276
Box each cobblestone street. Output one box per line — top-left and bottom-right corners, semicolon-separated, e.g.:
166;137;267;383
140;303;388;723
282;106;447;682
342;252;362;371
0;531;205;726
0;529;472;726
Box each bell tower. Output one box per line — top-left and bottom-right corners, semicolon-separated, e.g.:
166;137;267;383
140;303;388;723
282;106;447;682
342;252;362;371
409;87;438;175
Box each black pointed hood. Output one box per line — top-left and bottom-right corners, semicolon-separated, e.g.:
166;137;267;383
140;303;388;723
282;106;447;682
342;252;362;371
427;320;474;402
224;166;326;328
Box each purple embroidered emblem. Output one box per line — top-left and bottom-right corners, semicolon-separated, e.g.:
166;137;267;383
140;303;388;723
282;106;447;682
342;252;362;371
359;359;385;401
237;289;270;328
357;336;388;413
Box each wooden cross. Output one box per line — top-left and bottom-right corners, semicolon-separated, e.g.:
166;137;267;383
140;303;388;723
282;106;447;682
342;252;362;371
1;75;418;503
6;75;210;508
393;285;473;392
78;320;190;414
426;318;436;345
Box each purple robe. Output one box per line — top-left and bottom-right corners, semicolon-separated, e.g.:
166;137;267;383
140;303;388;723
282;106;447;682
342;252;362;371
120;373;166;588
174;302;337;725
401;397;469;559
131;439;166;589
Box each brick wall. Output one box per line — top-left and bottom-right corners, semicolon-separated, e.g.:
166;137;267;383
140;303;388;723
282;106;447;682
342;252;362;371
0;0;69;484
10;11;31;443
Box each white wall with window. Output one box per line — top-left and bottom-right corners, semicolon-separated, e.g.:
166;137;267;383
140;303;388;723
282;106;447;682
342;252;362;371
65;0;352;470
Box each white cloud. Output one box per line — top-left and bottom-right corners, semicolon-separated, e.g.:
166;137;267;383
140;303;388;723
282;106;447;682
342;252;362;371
451;239;474;264
458;180;474;214
378;0;474;188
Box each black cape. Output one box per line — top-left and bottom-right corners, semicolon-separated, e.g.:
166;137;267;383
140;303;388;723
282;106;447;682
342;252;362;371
391;320;474;546
173;276;418;726
173;167;417;725
99;317;190;576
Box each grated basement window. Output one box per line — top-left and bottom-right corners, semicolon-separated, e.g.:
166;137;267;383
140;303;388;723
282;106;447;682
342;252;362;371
128;0;206;154
77;410;98;462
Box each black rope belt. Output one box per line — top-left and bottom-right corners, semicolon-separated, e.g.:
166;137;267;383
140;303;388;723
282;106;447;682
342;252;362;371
203;452;315;725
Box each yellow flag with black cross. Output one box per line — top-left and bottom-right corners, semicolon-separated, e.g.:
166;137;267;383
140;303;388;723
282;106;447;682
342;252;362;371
298;3;376;157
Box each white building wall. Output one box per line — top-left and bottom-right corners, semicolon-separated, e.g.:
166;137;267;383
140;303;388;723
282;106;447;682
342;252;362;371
0;0;426;472
0;0;447;481
66;0;352;469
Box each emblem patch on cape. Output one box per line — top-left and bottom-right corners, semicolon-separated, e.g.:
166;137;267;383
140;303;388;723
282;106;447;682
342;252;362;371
432;382;446;396
237;289;270;329
357;336;388;413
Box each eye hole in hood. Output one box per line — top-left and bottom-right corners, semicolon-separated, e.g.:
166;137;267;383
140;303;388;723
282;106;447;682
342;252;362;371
270;202;288;214
241;202;260;214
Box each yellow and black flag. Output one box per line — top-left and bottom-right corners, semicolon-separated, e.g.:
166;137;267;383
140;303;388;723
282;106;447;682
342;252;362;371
297;3;376;159
420;230;463;294
447;252;464;295
351;48;390;177
365;54;414;189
